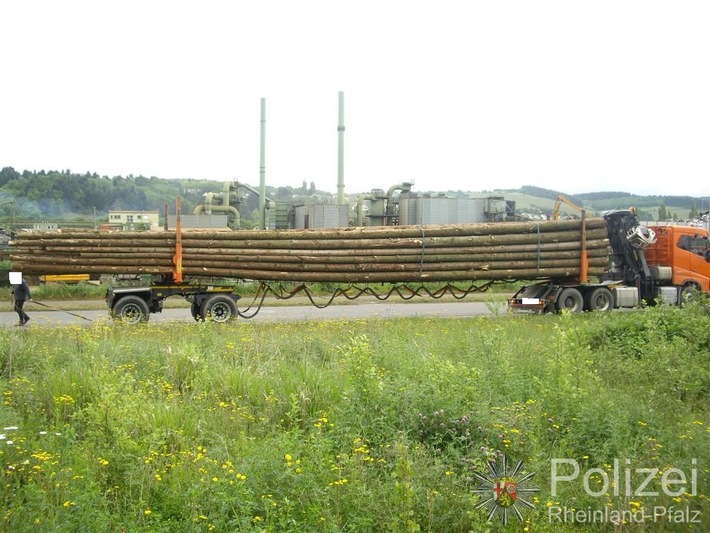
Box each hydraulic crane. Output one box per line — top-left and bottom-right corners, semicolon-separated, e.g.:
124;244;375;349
552;195;585;221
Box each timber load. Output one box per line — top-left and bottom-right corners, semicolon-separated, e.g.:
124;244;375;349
10;218;610;283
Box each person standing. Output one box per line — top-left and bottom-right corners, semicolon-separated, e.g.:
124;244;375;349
11;276;32;326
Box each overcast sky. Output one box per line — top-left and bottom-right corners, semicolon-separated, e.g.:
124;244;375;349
2;1;709;197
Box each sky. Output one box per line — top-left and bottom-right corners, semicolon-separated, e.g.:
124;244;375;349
2;1;709;198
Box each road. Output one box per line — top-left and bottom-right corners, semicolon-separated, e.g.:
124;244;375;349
0;300;503;327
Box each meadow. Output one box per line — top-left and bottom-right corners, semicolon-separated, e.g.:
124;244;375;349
1;301;709;532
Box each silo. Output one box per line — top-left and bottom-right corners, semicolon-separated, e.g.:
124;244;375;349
293;205;308;229
398;192;418;226
419;196;456;225
452;198;483;223
311;204;349;228
399;194;508;225
470;198;487;223
293;205;349;229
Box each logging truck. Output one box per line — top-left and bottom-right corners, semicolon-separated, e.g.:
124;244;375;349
103;210;710;321
509;210;710;313
10;206;710;323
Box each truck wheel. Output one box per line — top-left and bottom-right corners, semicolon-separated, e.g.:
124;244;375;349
585;287;614;312
112;295;150;324
201;294;237;323
680;283;700;306
556;288;584;313
191;302;204;321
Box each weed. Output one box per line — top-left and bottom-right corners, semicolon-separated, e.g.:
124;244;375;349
0;309;707;531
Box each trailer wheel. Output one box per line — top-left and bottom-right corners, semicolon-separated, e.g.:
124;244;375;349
112;295;150;324
191;302;205;321
556;288;584;313
201;294;237;323
585;287;614;312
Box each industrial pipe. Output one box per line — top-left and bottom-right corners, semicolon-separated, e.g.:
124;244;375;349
355;192;378;226
386;182;412;225
193;205;241;229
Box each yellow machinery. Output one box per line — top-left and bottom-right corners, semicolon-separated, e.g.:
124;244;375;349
40;274;96;284
552;195;585;221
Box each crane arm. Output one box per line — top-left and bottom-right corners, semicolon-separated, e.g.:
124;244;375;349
552;195;584;221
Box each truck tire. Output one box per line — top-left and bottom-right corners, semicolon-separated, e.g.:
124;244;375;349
584;287;614;312
556;288;584;313
680;283;700;306
112;295;150;324
200;294;237;323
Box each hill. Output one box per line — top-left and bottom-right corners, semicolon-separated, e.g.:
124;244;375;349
481;185;707;221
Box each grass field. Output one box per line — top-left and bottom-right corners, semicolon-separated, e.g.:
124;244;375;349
1;302;709;532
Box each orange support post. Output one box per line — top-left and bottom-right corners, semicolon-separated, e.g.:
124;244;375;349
173;197;183;283
580;209;588;283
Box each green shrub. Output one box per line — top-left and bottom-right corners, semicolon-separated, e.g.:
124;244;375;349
0;309;707;531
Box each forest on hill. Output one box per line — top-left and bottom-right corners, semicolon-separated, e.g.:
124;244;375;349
1;167;707;224
513;185;703;210
0;167;331;224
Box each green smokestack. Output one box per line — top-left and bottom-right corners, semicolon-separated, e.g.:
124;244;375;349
337;91;345;205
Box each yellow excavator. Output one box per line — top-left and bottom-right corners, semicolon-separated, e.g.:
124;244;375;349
552;194;585;221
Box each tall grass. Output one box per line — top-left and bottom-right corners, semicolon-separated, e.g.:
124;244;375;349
0;283;106;301
1;303;708;532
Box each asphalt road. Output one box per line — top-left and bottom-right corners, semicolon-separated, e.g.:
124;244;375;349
0;300;503;327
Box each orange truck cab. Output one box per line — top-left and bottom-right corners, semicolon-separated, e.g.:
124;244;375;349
644;225;710;294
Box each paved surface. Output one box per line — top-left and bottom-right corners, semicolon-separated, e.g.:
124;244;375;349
0;300;503;327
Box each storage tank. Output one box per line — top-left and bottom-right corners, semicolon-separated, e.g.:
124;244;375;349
398;193;419;226
168;214;229;229
398;193;488;225
293;204;349;229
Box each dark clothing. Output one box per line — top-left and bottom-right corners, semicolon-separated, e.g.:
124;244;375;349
11;280;31;324
14;298;30;324
12;280;31;301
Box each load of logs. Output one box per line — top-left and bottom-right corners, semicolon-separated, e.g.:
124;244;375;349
10;218;610;283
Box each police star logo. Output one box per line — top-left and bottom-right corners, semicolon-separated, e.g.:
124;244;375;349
473;455;538;525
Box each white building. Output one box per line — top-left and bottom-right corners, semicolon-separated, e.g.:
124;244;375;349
107;210;160;230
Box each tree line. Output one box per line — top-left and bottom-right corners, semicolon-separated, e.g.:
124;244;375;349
0;167;334;222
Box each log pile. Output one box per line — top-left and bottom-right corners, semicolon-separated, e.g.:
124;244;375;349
10;218;610;283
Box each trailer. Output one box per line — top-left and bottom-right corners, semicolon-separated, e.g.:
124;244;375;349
105;282;240;324
102;201;242;324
